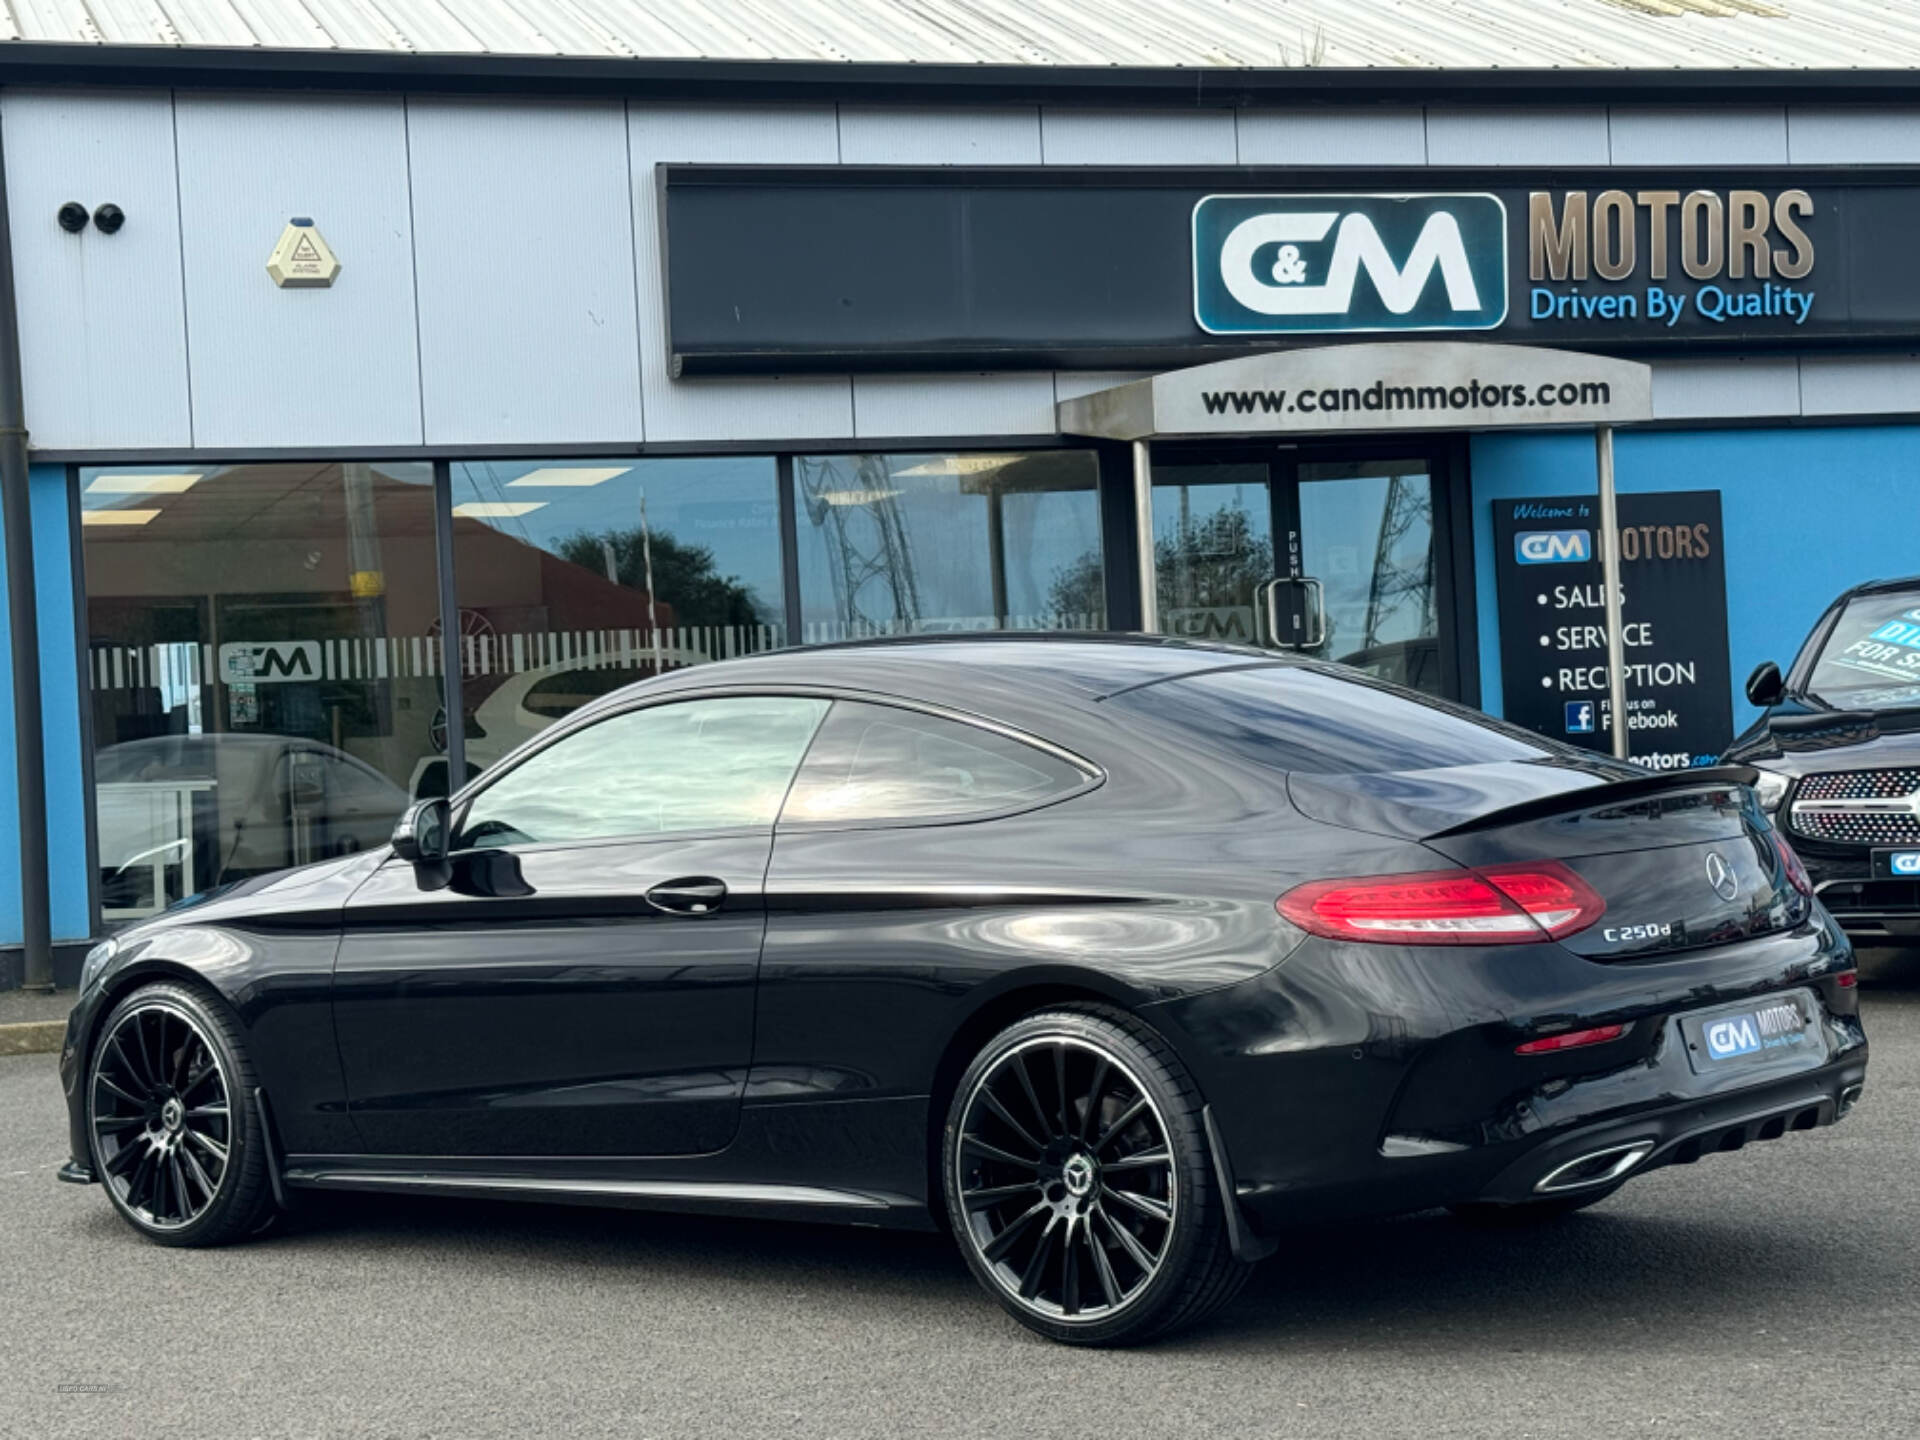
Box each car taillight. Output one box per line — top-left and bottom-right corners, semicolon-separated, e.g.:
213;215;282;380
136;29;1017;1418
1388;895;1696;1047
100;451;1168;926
1276;861;1605;946
1771;830;1814;897
1515;1023;1627;1055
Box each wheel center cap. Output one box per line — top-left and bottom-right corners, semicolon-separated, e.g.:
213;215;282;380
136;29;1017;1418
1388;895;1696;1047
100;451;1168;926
1061;1152;1096;1198
159;1098;184;1132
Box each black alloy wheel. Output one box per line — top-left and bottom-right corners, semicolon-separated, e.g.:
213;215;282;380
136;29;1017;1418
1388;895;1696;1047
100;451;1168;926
945;1007;1250;1345
87;982;276;1246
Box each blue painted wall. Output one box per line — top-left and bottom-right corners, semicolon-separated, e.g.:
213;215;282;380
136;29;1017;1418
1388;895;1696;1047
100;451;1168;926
0;463;92;948
1472;425;1920;745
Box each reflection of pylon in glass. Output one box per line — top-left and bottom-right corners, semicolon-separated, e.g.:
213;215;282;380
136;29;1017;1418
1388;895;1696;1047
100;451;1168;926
1363;472;1434;652
797;456;921;637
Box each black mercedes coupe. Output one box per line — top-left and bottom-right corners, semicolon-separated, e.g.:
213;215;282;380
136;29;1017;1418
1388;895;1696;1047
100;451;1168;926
58;637;1868;1345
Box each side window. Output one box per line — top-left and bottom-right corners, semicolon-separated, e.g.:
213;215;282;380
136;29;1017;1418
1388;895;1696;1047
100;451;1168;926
781;701;1090;825
455;696;829;849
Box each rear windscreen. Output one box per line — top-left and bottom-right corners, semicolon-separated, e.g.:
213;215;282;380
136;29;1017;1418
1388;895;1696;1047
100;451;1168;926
1109;664;1559;776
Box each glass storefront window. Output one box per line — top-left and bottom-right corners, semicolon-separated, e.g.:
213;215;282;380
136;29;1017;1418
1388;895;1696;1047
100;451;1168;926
81;463;442;920
1296;460;1440;694
448;458;785;771
1152;462;1274;649
794;451;1104;641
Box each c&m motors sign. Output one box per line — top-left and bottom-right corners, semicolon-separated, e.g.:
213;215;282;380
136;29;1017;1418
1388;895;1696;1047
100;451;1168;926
1193;194;1509;336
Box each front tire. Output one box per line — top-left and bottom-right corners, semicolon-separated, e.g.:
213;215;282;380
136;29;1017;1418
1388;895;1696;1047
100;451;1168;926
86;981;277;1247
943;1006;1251;1346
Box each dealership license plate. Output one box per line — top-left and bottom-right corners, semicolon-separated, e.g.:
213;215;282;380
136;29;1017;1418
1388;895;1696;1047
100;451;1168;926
1872;848;1920;878
1679;991;1817;1073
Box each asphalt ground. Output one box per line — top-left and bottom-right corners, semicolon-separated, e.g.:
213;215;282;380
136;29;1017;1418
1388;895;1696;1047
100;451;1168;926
3;975;1916;1440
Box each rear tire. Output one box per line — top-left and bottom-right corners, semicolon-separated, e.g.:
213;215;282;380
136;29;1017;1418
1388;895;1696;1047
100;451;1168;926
943;1006;1252;1346
1448;1183;1623;1226
86;981;277;1247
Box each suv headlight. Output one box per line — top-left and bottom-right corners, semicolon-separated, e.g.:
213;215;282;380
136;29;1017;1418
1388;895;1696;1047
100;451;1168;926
79;937;120;994
1752;769;1791;815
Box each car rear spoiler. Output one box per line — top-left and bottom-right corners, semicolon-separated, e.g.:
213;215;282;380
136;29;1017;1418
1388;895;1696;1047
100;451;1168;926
1423;764;1761;839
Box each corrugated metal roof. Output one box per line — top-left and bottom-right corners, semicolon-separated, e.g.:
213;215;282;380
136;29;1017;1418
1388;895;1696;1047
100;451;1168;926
3;0;1920;69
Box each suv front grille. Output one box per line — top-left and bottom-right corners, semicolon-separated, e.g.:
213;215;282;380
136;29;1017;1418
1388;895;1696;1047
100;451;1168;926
1792;810;1920;846
1789;768;1920;847
1816;878;1920;917
1795;768;1920;802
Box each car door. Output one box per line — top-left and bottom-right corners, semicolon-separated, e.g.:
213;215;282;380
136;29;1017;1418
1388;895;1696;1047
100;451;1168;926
331;693;830;1158
753;700;1102;1109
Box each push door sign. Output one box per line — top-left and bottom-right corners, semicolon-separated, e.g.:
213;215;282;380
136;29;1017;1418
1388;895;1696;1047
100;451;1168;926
1493;491;1732;771
267;218;341;288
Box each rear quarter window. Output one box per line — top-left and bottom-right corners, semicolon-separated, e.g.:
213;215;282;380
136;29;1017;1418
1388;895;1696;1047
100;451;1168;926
780;700;1092;824
1109;663;1556;776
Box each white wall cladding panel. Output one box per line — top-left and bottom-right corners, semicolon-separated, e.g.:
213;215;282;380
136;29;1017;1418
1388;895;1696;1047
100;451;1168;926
1426;107;1611;167
3;90;192;450
1235;108;1427;166
1608;107;1788;165
1649;358;1801;422
1799;356;1920;418
1040;109;1235;165
838;107;1042;164
410;99;642;446
175;94;422;448
852;373;1059;440
1787;108;1920;164
629;104;853;443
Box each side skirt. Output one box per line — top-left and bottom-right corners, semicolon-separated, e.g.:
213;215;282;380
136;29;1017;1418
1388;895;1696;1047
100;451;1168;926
280;1164;936;1230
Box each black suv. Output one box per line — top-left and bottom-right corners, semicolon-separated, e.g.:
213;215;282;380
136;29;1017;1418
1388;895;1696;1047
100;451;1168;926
1727;575;1920;942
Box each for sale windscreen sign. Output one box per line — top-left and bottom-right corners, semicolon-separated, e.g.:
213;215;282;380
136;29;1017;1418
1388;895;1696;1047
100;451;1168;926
1193;194;1508;335
1493;491;1732;770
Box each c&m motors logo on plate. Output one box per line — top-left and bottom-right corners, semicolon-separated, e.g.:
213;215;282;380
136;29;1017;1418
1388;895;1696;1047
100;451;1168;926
1515;529;1592;565
1193;194;1509;336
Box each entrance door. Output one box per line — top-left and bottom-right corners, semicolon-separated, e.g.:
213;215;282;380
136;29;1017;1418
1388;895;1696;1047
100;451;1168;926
1150;445;1459;698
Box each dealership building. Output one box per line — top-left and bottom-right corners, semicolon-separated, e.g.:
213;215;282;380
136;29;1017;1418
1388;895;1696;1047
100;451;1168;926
6;0;1920;986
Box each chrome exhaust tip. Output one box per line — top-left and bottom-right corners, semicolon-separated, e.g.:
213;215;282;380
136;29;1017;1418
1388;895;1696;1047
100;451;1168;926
1839;1083;1864;1115
1534;1140;1655;1195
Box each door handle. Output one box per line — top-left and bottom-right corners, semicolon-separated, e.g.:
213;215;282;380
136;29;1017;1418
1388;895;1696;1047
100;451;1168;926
646;877;728;915
1260;576;1327;651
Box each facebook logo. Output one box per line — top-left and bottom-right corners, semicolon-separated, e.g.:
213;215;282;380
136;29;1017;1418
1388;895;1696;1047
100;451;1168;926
1565;701;1596;734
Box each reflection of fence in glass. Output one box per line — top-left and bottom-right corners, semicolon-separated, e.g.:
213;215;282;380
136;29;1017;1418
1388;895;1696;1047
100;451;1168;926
801;613;1102;645
451;624;785;677
90;625;787;695
91;637;452;692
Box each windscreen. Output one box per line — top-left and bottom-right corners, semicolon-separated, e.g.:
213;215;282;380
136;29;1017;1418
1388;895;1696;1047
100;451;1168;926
1806;593;1920;709
1110;664;1557;776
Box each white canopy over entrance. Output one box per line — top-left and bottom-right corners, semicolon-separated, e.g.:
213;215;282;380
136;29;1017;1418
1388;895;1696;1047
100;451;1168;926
1055;342;1652;441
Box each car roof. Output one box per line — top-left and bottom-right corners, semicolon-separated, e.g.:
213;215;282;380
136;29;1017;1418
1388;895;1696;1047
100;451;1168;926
1842;575;1920;599
591;633;1278;717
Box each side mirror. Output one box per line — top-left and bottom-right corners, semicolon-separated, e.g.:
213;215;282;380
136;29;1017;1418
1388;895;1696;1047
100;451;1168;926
390;798;449;865
1746;660;1785;709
